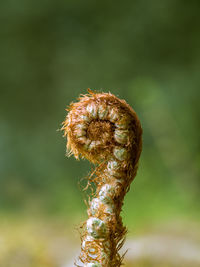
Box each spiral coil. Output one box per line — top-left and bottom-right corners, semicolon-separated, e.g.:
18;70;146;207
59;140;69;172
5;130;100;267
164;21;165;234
62;90;142;267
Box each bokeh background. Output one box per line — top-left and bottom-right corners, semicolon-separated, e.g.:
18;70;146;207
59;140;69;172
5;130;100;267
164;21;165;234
0;1;200;266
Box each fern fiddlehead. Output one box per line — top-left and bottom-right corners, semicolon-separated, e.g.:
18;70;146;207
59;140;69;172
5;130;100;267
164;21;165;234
62;90;142;267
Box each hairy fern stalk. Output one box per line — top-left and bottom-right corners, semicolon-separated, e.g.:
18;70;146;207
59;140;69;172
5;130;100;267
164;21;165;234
62;90;142;267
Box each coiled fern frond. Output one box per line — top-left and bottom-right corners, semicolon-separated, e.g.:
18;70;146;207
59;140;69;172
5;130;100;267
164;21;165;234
62;90;142;267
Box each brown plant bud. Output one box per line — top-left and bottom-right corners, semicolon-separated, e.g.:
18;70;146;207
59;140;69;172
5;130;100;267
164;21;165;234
62;89;142;267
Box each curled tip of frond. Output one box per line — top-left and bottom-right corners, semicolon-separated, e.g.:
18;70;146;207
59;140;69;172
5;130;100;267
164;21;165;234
62;89;142;164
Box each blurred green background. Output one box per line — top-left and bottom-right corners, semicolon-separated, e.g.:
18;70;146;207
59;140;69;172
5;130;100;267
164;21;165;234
0;1;200;266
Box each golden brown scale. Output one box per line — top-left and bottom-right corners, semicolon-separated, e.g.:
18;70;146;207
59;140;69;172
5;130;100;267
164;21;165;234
62;90;142;267
87;121;114;143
